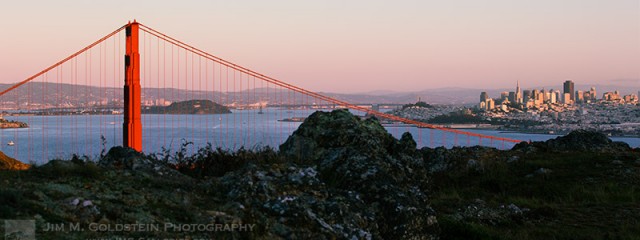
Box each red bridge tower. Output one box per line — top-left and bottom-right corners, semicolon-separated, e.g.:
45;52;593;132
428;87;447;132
124;21;142;151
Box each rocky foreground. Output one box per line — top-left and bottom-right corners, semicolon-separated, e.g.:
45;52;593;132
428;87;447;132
1;109;639;239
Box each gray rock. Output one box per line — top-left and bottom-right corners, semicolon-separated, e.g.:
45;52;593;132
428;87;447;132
467;159;483;172
268;110;439;238
535;168;552;175
453;200;527;226
506;204;522;215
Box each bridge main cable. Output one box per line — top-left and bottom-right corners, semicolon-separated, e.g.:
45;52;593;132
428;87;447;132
0;24;128;97
138;23;522;144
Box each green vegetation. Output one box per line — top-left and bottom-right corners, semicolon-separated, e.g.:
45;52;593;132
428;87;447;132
431;151;640;240
0;151;254;239
152;141;284;178
31;156;103;179
5;145;637;239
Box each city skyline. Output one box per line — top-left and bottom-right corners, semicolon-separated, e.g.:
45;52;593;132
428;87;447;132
478;79;638;112
0;0;638;93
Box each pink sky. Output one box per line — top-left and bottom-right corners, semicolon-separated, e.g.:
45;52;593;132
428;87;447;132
0;0;638;93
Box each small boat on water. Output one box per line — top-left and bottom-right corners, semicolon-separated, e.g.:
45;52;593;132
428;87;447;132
258;105;264;114
7;141;14;146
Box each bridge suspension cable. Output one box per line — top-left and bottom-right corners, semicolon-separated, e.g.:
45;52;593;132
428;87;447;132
0;21;523;164
0;25;127;98
138;23;522;144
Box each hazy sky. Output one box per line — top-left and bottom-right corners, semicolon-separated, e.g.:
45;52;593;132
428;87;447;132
0;0;638;93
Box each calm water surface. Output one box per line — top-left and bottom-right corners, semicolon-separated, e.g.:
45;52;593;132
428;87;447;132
1;109;638;164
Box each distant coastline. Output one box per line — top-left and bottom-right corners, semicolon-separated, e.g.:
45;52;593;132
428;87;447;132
142;100;231;114
0;118;28;129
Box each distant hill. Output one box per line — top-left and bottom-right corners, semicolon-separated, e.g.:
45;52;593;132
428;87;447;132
0;81;636;108
142;100;231;114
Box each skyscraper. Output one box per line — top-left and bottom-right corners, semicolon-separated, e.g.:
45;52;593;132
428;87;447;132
576;90;584;103
564;80;575;102
500;92;509;101
523;90;531;102
480;92;489;102
515;80;522;103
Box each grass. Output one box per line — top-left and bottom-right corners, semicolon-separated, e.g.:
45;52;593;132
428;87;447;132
431;151;640;240
152;142;284;179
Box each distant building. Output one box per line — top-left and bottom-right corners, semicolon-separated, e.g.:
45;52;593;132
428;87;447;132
478;93;495;111
623;94;638;104
486;99;495;110
523;90;532;103
531;89;539;102
603;91;621;102
525;99;535;108
542;89;550;102
500;92;509;101
508;91;516;103
480;92;489;102
515;81;522;103
500;101;510;112
576;90;584;103
563;80;575;102
534;90;544;105
563;93;572;104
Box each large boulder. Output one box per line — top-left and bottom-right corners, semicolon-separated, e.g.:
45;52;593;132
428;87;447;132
279;109;437;239
0;151;30;170
280;109;397;160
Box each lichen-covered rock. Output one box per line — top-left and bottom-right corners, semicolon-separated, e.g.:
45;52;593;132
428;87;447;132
451;199;529;226
279;109;438;239
280;109;397;160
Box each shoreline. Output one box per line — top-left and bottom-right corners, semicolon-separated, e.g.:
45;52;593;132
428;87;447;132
494;129;640;138
0;119;29;129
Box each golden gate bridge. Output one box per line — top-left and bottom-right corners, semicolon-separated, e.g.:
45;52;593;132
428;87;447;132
0;20;521;163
